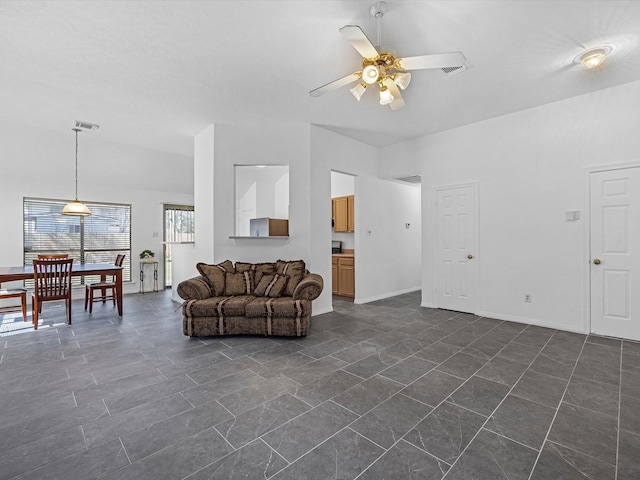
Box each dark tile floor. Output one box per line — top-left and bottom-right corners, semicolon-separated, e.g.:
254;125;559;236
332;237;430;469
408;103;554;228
1;290;639;479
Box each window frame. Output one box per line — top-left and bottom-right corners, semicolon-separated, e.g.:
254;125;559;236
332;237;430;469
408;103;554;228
23;197;132;285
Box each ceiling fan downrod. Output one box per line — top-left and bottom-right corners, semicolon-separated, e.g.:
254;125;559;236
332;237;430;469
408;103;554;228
370;1;387;49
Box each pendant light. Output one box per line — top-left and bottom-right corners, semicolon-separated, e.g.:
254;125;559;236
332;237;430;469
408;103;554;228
62;128;91;216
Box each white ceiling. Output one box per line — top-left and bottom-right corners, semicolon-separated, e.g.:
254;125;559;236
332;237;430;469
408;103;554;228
1;0;639;158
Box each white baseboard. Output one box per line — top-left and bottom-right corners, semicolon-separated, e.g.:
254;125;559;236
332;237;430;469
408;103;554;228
312;306;333;316
354;286;421;305
474;310;588;334
420;302;435;308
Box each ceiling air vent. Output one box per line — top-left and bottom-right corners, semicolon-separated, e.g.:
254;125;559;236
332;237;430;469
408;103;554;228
395;174;421;184
74;120;100;131
442;65;467;76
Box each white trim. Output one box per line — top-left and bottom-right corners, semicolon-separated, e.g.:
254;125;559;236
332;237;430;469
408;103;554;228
354;286;421;304
475;310;588;334
432;181;480;313
312;306;333;316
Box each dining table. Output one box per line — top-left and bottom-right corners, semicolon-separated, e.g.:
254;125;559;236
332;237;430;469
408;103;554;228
0;263;123;316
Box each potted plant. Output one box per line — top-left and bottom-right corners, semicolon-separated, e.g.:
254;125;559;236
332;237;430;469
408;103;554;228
139;249;155;260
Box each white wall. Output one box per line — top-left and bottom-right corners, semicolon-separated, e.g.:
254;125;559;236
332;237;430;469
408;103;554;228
312;126;422;308
0;119;193;300
381;79;640;333
213;122;312;266
354;176;422;303
171;124;214;301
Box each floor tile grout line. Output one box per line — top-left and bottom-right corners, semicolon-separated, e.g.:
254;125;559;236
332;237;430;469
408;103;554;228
525;336;589;480
615;342;623;480
439;330;564;479
352;327;538;479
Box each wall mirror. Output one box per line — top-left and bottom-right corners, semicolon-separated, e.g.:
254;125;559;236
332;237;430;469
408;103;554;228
234;165;289;237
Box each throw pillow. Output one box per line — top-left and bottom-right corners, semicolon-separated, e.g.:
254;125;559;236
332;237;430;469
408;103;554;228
254;274;287;298
196;260;234;296
236;262;277;290
276;260;306;296
225;271;254;296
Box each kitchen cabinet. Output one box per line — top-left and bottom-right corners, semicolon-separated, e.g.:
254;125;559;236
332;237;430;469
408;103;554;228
332;254;354;298
332;195;354;232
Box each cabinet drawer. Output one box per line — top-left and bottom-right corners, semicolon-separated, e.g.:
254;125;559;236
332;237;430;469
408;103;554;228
332;257;338;265
338;257;354;266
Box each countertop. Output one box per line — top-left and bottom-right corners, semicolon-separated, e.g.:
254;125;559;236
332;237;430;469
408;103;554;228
332;252;354;258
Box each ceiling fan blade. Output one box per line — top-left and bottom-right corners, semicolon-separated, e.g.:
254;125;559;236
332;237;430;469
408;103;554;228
396;51;466;71
382;77;405;110
309;72;361;97
339;25;379;59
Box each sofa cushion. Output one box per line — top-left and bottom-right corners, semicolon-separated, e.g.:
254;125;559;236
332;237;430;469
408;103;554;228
276;260;306;296
236;262;277;290
245;297;311;318
183;295;255;318
254;274;286;297
197;260;234;296
225;271;254;295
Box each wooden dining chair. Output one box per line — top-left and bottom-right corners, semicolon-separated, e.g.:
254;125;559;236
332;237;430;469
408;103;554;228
84;254;125;313
32;258;73;330
37;254;69;259
0;283;28;323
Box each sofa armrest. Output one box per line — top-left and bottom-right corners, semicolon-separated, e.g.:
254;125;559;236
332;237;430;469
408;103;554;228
177;276;213;301
293;273;323;301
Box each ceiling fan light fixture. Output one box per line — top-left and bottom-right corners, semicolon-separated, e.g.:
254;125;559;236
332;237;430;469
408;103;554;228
393;71;412;90
574;45;613;69
350;82;367;101
362;65;380;84
379;85;394;105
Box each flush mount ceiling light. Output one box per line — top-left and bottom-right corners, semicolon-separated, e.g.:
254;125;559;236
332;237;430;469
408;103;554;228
62;126;95;216
309;1;467;110
574;45;613;69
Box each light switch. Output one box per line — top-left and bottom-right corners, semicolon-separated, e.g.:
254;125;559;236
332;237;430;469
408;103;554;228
565;210;580;222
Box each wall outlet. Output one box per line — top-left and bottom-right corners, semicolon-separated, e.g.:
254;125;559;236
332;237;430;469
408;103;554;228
524;293;532;303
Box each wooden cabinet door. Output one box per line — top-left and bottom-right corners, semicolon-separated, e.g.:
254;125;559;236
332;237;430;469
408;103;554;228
337;257;355;297
332;257;338;294
347;195;355;232
333;197;348;232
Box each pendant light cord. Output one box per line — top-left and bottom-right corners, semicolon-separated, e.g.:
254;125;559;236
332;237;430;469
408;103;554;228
73;128;80;200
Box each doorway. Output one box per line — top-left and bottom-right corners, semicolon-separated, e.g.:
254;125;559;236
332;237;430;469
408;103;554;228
589;166;640;340
331;171;356;303
163;204;194;288
434;183;478;313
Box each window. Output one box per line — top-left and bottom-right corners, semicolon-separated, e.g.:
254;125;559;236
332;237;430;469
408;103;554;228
24;198;131;284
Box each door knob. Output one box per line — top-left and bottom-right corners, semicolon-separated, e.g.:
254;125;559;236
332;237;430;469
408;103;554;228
593;258;601;265
467;254;474;260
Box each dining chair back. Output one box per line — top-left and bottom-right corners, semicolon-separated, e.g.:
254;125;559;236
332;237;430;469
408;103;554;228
0;283;28;323
32;258;73;329
84;254;125;313
37;254;70;260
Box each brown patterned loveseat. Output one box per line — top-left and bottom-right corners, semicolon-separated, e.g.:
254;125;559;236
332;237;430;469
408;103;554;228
177;259;323;337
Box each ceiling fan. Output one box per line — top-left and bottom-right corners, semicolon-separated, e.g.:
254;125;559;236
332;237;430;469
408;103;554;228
309;1;467;110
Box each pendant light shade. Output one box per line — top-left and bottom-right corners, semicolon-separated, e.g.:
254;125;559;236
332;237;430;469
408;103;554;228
62;128;91;216
61;199;92;216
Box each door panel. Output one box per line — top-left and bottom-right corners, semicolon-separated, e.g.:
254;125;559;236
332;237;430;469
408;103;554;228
435;184;477;313
590;167;640;340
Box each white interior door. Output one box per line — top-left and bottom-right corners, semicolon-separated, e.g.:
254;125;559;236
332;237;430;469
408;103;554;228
590;167;640;340
435;184;477;313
